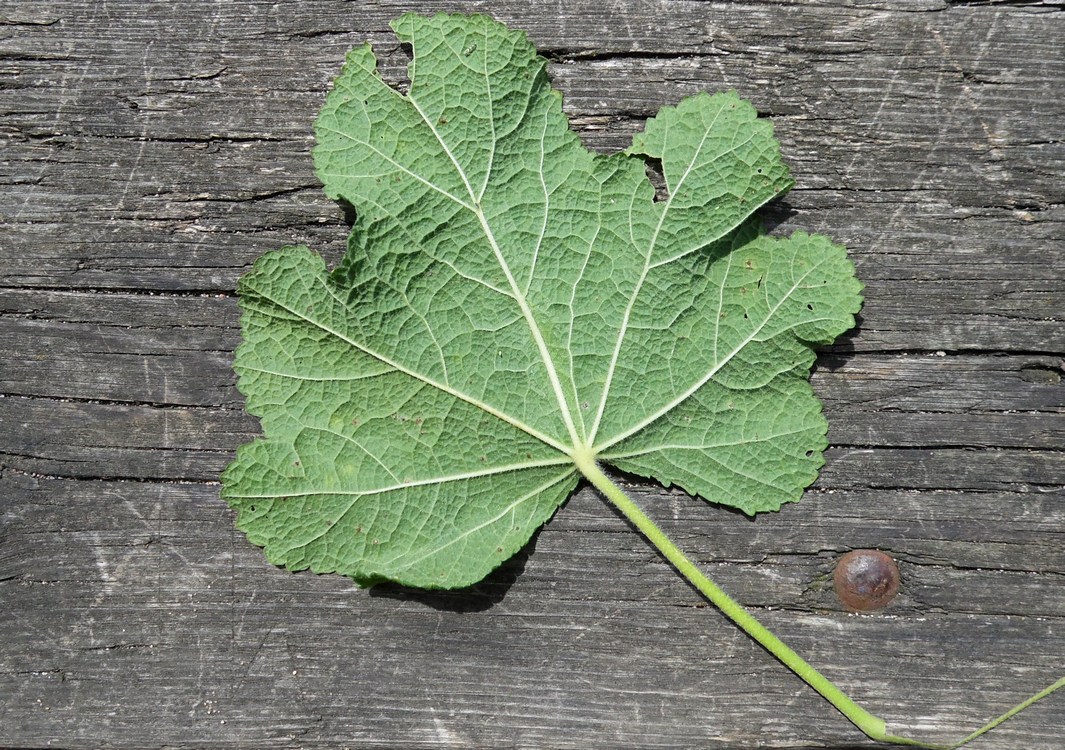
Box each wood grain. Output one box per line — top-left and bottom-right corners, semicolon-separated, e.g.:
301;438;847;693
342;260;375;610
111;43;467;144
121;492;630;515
2;2;1063;748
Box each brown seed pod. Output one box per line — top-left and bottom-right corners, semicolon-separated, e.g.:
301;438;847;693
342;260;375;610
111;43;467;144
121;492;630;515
833;549;900;612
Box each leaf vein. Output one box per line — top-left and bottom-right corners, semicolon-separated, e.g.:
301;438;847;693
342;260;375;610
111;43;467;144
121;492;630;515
227;455;575;501
247;275;569;453
594;261;822;453
384;468;575;575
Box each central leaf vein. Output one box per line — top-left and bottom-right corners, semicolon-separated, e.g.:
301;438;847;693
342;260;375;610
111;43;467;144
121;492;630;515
402;56;581;450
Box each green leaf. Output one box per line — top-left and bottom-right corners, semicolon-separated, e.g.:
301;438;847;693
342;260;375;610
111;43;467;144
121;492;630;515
222;12;862;588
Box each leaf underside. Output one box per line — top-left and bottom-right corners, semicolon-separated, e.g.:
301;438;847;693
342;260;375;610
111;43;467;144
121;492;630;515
222;12;863;588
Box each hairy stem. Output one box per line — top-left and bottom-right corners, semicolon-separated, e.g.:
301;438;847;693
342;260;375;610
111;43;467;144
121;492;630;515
572;453;1064;749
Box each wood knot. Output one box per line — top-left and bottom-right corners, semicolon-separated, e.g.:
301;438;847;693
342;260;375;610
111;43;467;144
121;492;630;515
833;549;900;612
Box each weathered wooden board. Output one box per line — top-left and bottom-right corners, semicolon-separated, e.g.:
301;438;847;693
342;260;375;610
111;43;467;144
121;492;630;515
2;1;1063;749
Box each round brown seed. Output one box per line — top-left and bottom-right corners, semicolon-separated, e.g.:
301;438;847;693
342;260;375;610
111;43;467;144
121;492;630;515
833;549;900;611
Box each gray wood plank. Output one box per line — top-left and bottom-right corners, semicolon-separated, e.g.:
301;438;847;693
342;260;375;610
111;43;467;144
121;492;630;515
2;1;1063;749
3;473;1064;749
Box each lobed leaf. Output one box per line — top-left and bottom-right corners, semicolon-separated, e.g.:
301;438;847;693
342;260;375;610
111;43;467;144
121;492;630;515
222;12;862;587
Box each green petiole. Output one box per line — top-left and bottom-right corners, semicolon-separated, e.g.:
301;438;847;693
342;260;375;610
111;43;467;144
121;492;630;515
572;451;1064;749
